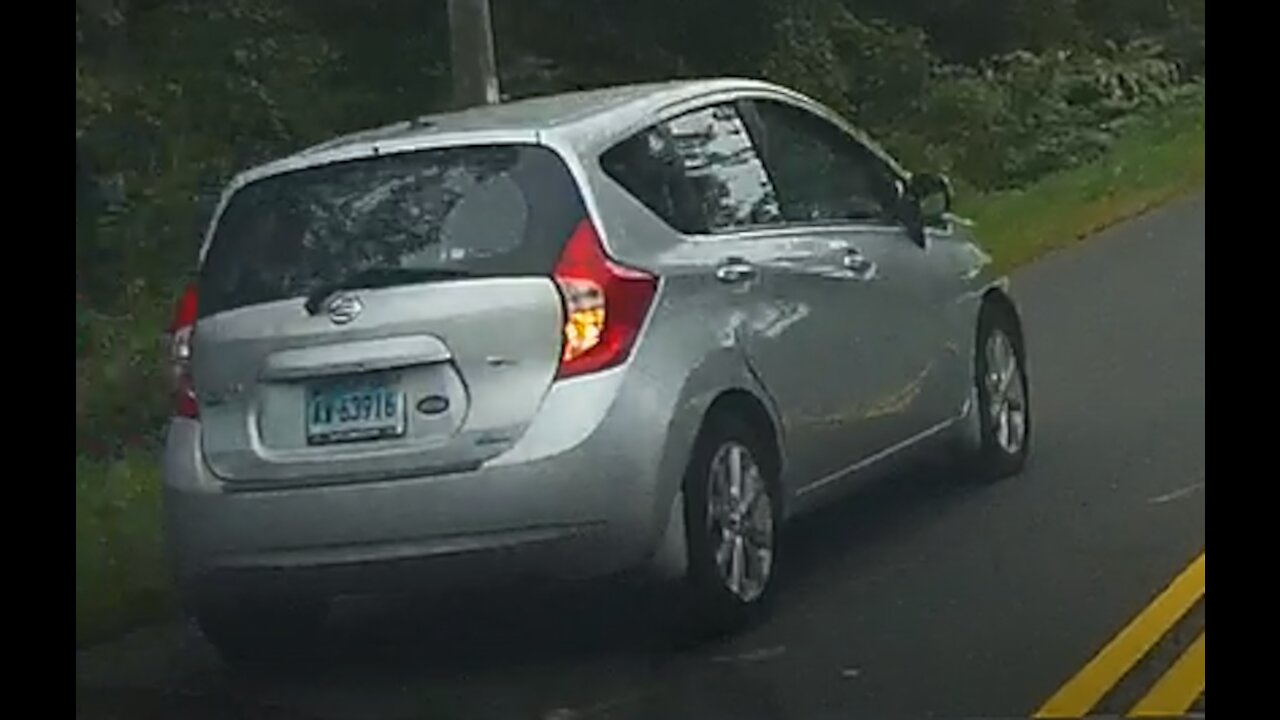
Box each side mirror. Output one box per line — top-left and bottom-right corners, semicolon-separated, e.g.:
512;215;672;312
913;172;953;221
898;172;953;246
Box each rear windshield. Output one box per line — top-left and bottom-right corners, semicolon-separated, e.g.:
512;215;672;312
198;144;585;318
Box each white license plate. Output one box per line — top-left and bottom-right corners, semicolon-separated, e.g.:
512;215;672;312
305;379;406;446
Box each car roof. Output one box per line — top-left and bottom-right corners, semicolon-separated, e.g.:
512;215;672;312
302;81;688;151
299;79;766;152
228;77;906;190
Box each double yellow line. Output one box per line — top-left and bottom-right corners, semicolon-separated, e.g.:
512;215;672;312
1035;552;1205;719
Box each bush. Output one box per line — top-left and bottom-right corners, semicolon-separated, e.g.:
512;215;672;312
748;2;1193;191
76;300;170;458
873;40;1187;190
76;0;345;459
75;450;170;646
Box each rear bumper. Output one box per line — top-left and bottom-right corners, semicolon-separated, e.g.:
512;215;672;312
164;367;685;604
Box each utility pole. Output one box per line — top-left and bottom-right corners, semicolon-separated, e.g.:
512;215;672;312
447;0;501;109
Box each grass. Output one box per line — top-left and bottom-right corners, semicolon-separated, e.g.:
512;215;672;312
960;92;1206;273
72;92;1205;650
75;449;171;648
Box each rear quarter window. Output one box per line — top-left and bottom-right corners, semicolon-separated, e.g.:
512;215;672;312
198;144;586;318
600;103;781;235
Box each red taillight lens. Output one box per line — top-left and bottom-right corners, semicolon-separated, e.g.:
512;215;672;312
168;283;199;418
553;220;657;379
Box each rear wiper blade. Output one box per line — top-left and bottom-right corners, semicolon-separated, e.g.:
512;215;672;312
303;267;475;315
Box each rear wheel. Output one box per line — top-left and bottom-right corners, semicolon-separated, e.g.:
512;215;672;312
966;304;1031;480
677;415;781;638
194;596;329;667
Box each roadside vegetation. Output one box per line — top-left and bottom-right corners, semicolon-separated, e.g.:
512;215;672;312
75;0;1205;647
964;91;1204;273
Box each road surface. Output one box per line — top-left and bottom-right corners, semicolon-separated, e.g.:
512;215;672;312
75;191;1206;720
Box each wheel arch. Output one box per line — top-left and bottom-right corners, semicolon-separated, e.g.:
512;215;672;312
642;336;788;578
980;285;1024;347
698;389;786;509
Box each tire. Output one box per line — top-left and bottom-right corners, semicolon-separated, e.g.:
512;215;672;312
675;413;781;639
967;303;1031;481
194;596;329;667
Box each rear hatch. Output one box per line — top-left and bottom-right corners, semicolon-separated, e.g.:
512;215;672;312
192;143;584;484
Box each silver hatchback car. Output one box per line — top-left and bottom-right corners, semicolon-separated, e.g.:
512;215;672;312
164;78;1030;660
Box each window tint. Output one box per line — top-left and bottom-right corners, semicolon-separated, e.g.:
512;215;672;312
199;145;585;317
601;103;781;234
748;100;902;224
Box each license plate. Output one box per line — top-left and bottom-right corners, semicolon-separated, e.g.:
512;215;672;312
305;379;406;446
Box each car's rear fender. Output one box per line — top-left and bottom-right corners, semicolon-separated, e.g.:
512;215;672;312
632;341;783;580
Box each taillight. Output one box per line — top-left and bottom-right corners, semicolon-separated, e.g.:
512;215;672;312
553;219;657;379
168;283;199;418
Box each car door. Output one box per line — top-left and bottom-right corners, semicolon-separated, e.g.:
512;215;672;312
598;99;882;490
742;97;954;479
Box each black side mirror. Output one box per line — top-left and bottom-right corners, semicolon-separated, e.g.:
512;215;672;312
912;172;953;222
898;172;953;246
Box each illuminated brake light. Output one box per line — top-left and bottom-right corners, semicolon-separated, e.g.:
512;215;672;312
552;220;657;379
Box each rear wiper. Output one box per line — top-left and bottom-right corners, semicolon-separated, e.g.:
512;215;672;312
303;267;475;315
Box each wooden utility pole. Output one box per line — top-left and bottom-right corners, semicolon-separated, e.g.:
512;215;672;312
447;0;501;109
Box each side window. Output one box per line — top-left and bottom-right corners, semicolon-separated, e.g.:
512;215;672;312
748;100;901;224
601;103;782;234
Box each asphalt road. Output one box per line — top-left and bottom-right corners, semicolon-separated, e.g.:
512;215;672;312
75;191;1206;720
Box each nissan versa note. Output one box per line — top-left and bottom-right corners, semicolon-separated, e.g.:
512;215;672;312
163;78;1031;661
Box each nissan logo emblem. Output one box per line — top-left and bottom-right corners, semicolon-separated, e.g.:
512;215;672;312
326;294;363;325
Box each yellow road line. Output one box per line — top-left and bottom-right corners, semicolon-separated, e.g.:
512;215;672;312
1128;632;1205;718
1034;552;1205;719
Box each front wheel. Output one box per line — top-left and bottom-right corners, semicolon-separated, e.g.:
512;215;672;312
966;305;1031;480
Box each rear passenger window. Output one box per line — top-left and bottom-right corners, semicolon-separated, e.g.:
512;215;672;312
601;103;781;234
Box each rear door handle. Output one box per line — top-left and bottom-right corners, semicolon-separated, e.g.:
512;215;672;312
841;249;878;280
715;259;758;284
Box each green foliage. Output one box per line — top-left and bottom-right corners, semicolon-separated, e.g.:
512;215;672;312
750;2;1195;192
829;14;934;126
76;0;351;456
761;0;852;113
874;40;1189;190
76;449;170;646
76;301;170;457
76;0;341;313
840;0;1082;63
962;94;1204;271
